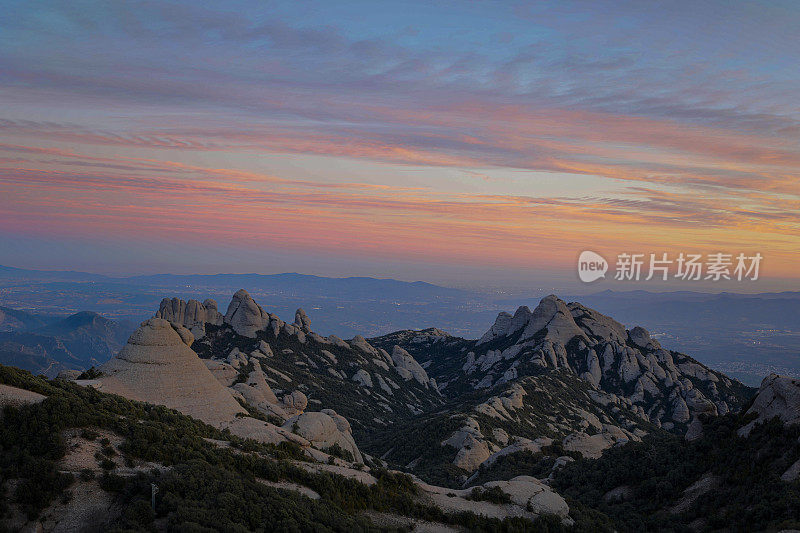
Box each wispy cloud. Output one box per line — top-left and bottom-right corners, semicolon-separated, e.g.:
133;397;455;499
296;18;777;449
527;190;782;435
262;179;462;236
0;1;797;280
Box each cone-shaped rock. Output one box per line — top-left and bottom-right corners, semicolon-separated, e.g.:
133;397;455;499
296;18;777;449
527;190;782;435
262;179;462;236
98;318;246;426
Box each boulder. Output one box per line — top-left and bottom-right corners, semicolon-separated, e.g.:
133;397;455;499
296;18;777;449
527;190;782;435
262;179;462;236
282;390;308;415
283;410;362;462
442;417;492;472
483;476;569;518
232;365;279;410
224;289;271;338
203;359;239;386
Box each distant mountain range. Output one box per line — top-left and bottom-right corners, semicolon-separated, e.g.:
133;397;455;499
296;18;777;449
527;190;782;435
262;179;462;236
0;306;132;377
1;264;798;384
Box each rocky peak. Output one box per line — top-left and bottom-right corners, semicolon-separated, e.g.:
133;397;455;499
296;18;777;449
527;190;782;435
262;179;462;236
125;318;194;351
156;297;223;338
391;345;438;390
224;289;272;338
739;374;800;437
478;295;585;347
294;308;311;333
568;303;628;345
628;326;661;351
521;295;586;345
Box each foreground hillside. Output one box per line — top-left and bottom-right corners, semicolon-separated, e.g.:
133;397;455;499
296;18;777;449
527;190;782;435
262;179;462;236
3;365;800;531
0;365;593;532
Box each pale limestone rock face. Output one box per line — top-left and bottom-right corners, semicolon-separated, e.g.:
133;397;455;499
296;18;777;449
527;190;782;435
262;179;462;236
483;476;569;518
671;394;691;423
327;335;350;349
492;428;509;446
584;349;602;387
233;365;279;410
254;340;273;358
352;369;373;388
282;390;308;415
224;416;309;447
98;318;246;427
442;417;492;472
739;374;800;437
521;295;587;345
283;410;363;463
224;289;270;338
294;308;311;333
482;437;553;468
508;306;534;336
569;303;628;344
349;335;378;356
628;326;661;351
0;384;46;409
685;417;704;441
391;345;436;389
563;425;635;459
156;297;223;339
203;359;239;387
477;311;513;345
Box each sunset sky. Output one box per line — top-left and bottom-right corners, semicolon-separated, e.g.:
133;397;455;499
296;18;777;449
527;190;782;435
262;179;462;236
1;1;798;290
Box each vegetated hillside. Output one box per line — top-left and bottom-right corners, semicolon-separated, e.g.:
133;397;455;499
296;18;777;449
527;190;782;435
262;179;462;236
0;305;53;332
0;364;592;532
552;412;800;532
0;332;82;375
35;311;130;361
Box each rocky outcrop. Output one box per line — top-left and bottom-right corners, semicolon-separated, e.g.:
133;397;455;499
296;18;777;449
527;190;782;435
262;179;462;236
283;409;363;463
294;308;311;333
0;383;46;410
156;297;224;338
462;295;744;430
88;318;346;457
391;345;438;390
739;374;800;437
281;390;308;416
483;476;570;517
232;364;280;415
223;289;272;338
563;425;636;459
96;318;246;426
478;311;514;345
419;475;569;522
442;417;494;472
